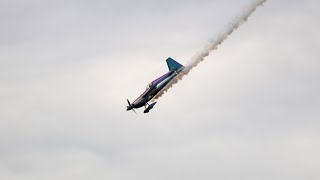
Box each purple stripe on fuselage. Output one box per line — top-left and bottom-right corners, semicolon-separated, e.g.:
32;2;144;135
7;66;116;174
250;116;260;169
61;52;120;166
133;71;172;104
151;71;172;86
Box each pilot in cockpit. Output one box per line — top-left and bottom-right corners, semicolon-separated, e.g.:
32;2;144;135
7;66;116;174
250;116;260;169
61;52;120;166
146;83;153;89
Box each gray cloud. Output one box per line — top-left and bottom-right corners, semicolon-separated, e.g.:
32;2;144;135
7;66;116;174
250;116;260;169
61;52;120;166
0;0;319;179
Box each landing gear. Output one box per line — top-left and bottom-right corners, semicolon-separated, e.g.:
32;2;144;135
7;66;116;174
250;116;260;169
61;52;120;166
144;102;157;113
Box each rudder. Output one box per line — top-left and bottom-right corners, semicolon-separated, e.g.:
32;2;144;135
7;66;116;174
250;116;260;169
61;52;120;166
166;57;184;71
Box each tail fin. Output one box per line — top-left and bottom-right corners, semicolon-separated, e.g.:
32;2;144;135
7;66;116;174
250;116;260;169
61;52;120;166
166;57;184;71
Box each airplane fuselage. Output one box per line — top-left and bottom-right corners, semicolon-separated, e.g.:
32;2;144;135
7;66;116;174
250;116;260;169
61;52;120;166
129;69;181;109
126;57;184;113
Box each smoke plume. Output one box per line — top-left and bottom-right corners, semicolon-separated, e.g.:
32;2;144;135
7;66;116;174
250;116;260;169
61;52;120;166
152;0;268;101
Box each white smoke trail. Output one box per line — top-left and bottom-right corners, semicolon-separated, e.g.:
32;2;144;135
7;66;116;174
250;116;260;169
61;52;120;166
152;0;268;101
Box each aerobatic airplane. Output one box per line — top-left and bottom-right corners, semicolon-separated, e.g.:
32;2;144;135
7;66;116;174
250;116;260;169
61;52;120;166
126;57;184;114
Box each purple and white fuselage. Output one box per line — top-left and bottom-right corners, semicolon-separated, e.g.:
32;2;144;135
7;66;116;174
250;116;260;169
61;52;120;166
126;57;184;114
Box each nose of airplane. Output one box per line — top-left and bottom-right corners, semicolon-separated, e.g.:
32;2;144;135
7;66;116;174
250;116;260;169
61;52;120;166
126;99;134;111
127;106;132;111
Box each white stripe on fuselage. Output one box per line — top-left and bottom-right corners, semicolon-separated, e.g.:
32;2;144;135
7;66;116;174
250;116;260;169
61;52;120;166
156;72;176;89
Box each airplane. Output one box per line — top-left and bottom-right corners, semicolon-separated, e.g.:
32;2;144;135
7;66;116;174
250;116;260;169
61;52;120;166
126;57;185;114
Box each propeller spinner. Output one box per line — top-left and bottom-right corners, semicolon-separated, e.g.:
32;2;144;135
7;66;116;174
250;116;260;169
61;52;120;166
127;99;137;114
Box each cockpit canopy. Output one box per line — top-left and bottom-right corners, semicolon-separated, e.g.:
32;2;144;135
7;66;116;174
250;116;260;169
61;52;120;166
146;82;153;89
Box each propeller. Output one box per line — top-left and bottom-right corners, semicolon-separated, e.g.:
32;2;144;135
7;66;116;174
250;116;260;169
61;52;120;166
127;99;137;115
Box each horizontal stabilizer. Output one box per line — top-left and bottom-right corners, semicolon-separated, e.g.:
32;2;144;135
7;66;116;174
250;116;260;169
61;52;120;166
166;57;184;71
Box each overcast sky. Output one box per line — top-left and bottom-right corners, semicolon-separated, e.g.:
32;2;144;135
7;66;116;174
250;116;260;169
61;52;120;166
1;0;320;179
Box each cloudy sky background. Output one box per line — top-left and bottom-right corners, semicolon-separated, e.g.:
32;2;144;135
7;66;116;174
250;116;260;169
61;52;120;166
1;0;320;179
